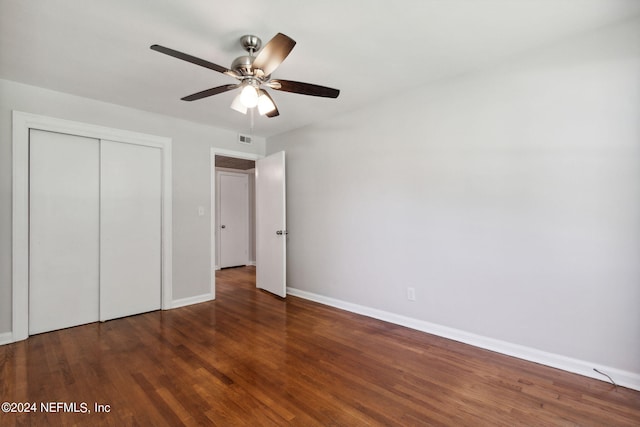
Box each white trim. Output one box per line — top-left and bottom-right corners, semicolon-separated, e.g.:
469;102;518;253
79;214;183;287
210;148;263;300
287;287;640;392
11;111;173;343
212;148;262;160
171;293;214;309
215;166;255;174
12;113;30;342
210;149;216;299
0;332;13;346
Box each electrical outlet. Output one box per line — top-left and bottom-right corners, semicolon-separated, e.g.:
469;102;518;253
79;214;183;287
407;287;416;301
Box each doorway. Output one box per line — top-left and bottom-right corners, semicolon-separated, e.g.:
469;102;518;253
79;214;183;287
210;150;260;298
210;148;287;300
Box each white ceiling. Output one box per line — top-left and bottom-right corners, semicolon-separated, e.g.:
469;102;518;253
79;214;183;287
1;0;639;138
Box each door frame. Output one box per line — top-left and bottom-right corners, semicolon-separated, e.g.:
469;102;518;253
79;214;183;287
210;148;262;299
11;111;173;343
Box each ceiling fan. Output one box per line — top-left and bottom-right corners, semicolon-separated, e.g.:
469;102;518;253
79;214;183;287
150;33;340;118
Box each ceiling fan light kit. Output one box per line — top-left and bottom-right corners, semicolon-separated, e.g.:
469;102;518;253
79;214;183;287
257;89;276;115
240;83;259;108
150;33;340;119
230;93;248;114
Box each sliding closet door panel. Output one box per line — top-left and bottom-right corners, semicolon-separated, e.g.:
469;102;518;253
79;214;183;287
100;140;162;321
29;130;100;334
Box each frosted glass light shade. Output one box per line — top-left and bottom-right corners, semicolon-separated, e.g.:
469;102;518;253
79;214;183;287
257;91;276;115
230;93;248;114
240;85;259;108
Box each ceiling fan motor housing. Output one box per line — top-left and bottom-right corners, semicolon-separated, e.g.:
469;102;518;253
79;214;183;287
231;55;254;75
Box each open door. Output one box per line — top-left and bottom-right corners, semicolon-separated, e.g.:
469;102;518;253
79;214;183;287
256;151;286;297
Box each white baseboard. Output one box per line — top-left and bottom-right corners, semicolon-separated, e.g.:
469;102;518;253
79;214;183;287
0;332;13;346
287;287;640;392
247;261;256;266
171;293;214;309
0;293;215;346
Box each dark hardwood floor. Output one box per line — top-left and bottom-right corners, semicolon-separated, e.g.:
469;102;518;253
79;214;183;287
1;266;639;426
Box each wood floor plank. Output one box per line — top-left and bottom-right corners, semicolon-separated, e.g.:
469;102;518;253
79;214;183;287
0;266;639;425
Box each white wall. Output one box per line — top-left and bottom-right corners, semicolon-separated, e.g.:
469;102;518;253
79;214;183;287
268;17;640;385
249;170;256;264
0;79;265;334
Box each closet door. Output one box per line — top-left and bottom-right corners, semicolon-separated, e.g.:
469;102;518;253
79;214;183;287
219;172;249;268
100;140;162;321
29;130;100;334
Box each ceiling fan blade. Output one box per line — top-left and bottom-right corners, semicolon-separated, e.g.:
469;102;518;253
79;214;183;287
150;44;238;77
181;84;240;101
251;33;296;77
268;79;340;98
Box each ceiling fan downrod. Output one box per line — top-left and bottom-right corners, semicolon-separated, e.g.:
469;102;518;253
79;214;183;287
230;35;261;77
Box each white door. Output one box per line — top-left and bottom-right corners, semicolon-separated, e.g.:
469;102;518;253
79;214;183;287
29;130;100;334
100;140;162;321
219;172;249;268
256;151;287;297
